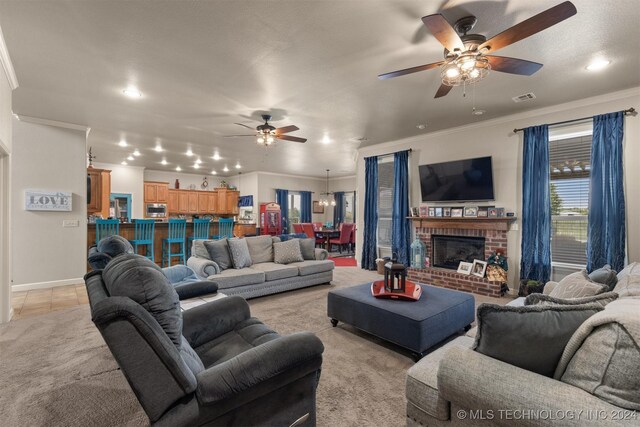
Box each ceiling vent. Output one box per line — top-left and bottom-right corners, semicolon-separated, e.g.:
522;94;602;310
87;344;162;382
512;92;537;103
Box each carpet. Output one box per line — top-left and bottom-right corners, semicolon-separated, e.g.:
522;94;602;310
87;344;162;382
329;257;357;267
0;267;511;426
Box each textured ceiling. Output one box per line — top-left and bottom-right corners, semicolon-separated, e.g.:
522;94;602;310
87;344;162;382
1;0;638;177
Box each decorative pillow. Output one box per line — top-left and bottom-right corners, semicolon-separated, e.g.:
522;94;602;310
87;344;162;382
102;254;182;349
227;238;253;269
525;291;619;308
191;239;210;260
588;264;618;291
245;235;274;264
298;238;316;260
617;262;640;281
203;239;232;270
273;239;304;264
612;274;640;299
473;303;604;377
555;299;640;410
548;270;607;299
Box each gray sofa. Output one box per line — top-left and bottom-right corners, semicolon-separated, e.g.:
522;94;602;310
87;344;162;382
406;264;640;426
187;235;334;299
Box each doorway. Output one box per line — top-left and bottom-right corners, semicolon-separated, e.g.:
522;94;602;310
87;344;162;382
110;193;131;222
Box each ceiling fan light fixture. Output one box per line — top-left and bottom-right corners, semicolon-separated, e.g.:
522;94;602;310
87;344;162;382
441;56;490;86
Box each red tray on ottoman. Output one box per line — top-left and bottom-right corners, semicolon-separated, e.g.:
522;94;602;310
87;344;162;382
371;279;422;301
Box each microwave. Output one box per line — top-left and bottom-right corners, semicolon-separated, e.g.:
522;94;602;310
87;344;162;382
146;203;167;218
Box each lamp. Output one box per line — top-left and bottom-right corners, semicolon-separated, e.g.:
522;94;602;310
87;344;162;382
319;169;335;207
441;53;490;87
257;129;275;147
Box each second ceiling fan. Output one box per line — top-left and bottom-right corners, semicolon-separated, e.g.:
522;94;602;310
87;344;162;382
378;1;577;98
226;115;307;145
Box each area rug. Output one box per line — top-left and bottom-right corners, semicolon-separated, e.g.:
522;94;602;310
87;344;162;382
329;257;357;267
0;267;511;426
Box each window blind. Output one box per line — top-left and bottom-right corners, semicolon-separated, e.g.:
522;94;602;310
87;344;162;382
377;161;394;249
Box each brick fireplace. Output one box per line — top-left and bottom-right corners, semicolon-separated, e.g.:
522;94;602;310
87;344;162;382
408;217;515;297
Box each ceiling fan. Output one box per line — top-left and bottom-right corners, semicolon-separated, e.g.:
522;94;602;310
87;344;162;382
378;1;577;98
225;114;307;145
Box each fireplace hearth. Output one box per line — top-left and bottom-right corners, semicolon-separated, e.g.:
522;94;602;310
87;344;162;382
432;235;485;270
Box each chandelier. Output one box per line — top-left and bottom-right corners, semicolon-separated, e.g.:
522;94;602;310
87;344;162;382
319;169;335;207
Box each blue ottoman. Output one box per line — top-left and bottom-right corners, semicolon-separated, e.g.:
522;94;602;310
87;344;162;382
327;283;475;360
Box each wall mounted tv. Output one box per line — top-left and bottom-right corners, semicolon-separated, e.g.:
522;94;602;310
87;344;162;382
419;156;495;202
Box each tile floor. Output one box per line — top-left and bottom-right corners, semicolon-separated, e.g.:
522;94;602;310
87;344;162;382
11;284;88;321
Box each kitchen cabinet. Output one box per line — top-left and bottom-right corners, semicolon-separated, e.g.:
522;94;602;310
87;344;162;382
216;188;239;214
178;192;189;213
198;192;209;213
87;168;111;218
188;192;198;213
144;181;169;203
168;190;179;213
208;192;218;213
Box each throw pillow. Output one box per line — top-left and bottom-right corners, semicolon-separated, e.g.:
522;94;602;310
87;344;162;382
617;262;640;281
588;264;618;291
203;239;232;270
227;238;253;269
192;239;210;260
473;303;604;377
548;270;607;299
298;238;316;260
102;254;182;349
612;274;640;299
525;291;619;308
245;235;274;264
273;239;304;264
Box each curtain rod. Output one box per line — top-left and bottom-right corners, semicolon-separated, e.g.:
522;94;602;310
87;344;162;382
365;148;412;160
513;108;636;133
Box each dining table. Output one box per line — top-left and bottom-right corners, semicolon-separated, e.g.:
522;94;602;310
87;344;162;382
314;228;340;252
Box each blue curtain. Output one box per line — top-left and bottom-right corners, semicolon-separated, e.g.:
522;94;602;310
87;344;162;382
392;150;411;266
520;125;552;283
333;191;345;226
300;191;312;223
361;156;378;270
587;112;626;272
353;191;356;223
275;189;288;232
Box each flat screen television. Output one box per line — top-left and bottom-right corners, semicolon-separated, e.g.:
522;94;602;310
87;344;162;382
419;156;495;202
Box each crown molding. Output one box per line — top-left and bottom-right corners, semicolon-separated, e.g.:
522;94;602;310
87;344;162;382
0;25;18;90
15;115;89;132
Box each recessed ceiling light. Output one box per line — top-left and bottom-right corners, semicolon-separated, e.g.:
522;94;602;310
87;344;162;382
212;152;221;161
416;124;427;130
121;161;127;165
186;149;193;157
161;159;168;165
223;165;229;172
195;158;202;164
176;166;182;171
127;155;134;161
193;163;200;169
322;135;331;144
118;139;128;147
235;162;241;169
586;59;610;71
154;145;163;152
122;86;142;98
133;149;141;156
472;109;486;116
211;170;217;175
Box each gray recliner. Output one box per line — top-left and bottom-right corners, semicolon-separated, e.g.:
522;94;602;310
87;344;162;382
84;254;324;426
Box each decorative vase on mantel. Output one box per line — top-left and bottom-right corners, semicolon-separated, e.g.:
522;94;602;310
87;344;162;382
175;179;180;189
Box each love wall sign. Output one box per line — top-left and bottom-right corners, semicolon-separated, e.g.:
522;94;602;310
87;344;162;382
25;190;73;211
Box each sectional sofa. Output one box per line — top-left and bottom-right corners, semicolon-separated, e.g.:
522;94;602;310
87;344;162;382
187;235;334;299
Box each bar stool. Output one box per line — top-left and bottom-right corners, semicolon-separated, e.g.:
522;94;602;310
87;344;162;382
187;218;211;257
212;218;234;240
162;218;187;267
95;219;120;245
129;219;156;262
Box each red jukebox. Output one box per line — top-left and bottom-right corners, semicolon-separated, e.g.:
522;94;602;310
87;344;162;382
260;202;282;236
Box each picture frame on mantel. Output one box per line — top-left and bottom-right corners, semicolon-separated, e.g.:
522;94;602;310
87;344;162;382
313;201;324;214
451;207;463;218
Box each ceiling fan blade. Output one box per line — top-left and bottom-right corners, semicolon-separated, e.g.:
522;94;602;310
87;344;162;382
434;84;453;98
275;125;299;134
234;122;255;130
223;134;255;138
486;55;543;75
421;14;464;52
479;1;577;53
277;135;307;143
378;61;444;80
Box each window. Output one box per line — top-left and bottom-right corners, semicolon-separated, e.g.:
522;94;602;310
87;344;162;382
287;192;301;232
549;129;592;280
344;192;355;223
377;159;394;257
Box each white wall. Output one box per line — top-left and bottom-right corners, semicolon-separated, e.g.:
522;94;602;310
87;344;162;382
94;162;145;219
325;175;357;223
356;88;640;289
11;118;87;289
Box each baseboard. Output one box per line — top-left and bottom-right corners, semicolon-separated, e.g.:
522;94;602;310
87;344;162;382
12;277;84;292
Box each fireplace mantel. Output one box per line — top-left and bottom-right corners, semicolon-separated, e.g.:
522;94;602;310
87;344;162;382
408;217;517;231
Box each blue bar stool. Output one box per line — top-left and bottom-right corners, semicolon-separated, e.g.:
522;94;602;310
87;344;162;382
187;218;211;257
95;219;120;245
212;218;234;240
129;219;156;262
162;218;187;267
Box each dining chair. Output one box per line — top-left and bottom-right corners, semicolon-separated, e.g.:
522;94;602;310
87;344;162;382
303;223;325;248
129;219;156;262
212;218;234;240
349;225;356;252
95;219;120;245
329;223;355;253
162;218;187;267
188;218;211;257
292;223;304;234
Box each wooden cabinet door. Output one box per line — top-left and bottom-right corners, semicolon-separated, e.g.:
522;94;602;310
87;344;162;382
156;185;168;203
99;171;111;219
87;170;101;213
208;193;218;213
188;192;198;213
144;183;157;203
226;191;239;215
178;191;189;213
198;192;209;213
168;190;179;213
217;190;228;213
